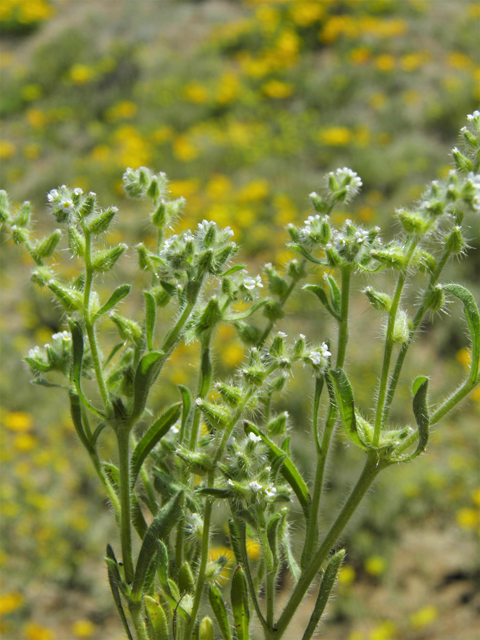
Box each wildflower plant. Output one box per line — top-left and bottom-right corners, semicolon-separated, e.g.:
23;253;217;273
1;113;480;640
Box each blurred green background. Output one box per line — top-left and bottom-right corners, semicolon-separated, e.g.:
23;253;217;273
1;1;479;639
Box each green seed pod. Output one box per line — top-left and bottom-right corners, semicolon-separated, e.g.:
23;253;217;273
78;192;96;218
144;595;169;640
310;192;330;213
270;374;287;392
264;264;288;297
262;300;284;323
445;226;466;254
178;561;195;594
424;284;446;312
286;258;307;281
397;209;432;235
325;244;341;267
11;225;29;245
151;200;167;227
0;190;10;223
196;298;222;334
166;197;186;221
234;321;263;345
208;585;232;640
68;226;86;257
85;206;117;234
267;411;289;436
461;126;479;148
32;230;62;261
418;250;437;274
231;566;250;640
196;398;230;428
451;147;474;173
199;617;214;640
392;310;410;344
31;266;54;287
293;335;306;359
370;246;408;270
13;201;32;227
364;286;392;312
215;382;243;408
269;332;286;358
242;365;266;387
109;312;143;345
47;280;82;311
92;244;127;272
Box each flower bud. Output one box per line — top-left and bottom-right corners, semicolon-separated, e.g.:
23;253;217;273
85;207;117;234
293;334;306;359
445;226;466;254
199;616;214;640
196;398;230;428
287;258;307;281
263;300;285;322
267;411;289;436
0;190;10;223
392;310;410;344
364;286;392;312
13;201;31;228
151;200;167;227
234;321;263;345
424;284;446;312
310;192;330;213
215;383;244;408
31;230;62;261
270;332;286;358
264;264;288;297
286;223;300;242
11;225;29;245
178;561;195;593
78;192;96;218
460;126;479;149
397;209;432;235
196;298;222;334
370;245;408;270
92;244;127;272
68;226;86;257
47;280;82;311
325;244;341;267
109;312;143;345
31;266;54;286
451;147;474;173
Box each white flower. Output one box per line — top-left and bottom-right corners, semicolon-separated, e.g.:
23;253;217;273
47;189;59;202
308;351;323;366
265;484;277;498
355;229;368;244
321;342;331;358
227;479;234;487
249;481;262;493
244;275;263;290
195;398;203;406
467;110;480;120
248;432;262;444
60;199;73;213
277;332;287;338
224;226;234;238
73;188;83;196
170;425;180;434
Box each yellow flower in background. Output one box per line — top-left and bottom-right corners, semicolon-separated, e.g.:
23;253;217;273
456;347;471;369
456;507;479;530
23;622;56;640
369;621;396;640
349;47;371;65
237;179;269;202
169;178;200;199
447;51;472;70
183;82;209;104
23;143;41;160
246;538;261;560
375;54;396;72
0;141;16;159
319;126;352;146
106;100;138;121
26;108;47;129
472;487;480;507
152;125;174;144
207;174;232;200
220;342;244;368
338;564;355;585
114;125;152;168
216;72;241;105
173;134;199;162
3;411;33;431
409;605;438;628
365;555;386;576
369;93;387;110
262;79;294;99
72;620;96;638
0;592;23;616
14;434;36;452
69;64;94;85
400;51;430;72
290;1;324;27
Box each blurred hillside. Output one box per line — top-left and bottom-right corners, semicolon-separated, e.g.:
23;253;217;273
1;1;479;639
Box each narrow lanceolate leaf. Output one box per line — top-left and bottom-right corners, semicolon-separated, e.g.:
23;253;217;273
303;284;341;320
130;350;164;422
288;243;324;264
443;284;480;382
130;491;184;602
208;584;233;640
231;566;250;640
93;284;131;322
221;264;246;277
178;384;192;439
144;596;169;640
244;422;310;520
228;519;243;566
131;402;182;482
105;545;134;640
69;319;84;394
301;549;345;640
409;376;430;459
69;392;91;453
327;369;368;450
144;291;156;351
325;275;341;316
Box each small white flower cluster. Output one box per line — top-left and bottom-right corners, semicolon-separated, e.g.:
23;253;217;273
307;343;331;370
248;432;262;444
52;330;72;342
467;110;480;123
465;172;480;213
247;480;277;498
329;167;363;201
243;275;263;291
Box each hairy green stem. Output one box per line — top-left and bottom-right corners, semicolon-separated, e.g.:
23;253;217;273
129;601;150;640
275;453;383;639
116;427;134;584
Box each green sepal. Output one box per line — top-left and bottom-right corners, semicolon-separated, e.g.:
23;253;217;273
443;284;480;382
327;369;369;450
301;549;345;640
92;244;127;272
130;491;184;601
199;346;213;397
85;206;117;235
69;391;93;453
199;617;214;640
267;508;286;568
144;291;157;351
244;422;310;520
208;584;233;640
221;264;246;276
93;285;131;322
231;565;250;640
303;284;341;320
105;545;134;640
131;402;182;483
289;243;324;264
47;280;82;311
195;487;231;499
31;229;62;261
69;319;105;420
178;561;195;593
130;350;164;422
144;595;169;640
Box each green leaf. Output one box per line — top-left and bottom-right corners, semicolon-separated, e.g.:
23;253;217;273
31;378;68;389
208;584;232;640
94;285;131;322
144;595;169;640
228;519;243;566
130;350;164;422
301;549;345;640
130;491;184;602
231;566;250;640
244;423;310;520
325;276;341;316
288;243;324;264
105;545;134;640
221;264;246;276
303;284;341;320
443;284;480;382
327;369;368;450
178;384;192;437
144;291;156;351
410;376;429;457
69;319;83;394
103;342;124;368
131;402;182;483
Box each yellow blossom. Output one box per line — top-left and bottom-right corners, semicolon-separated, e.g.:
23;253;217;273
237;179;269;202
173;134;199;162
169;179;200;199
400;52;430;72
23;622;56;640
456;347;471;369
3;411;33;431
183;82;209;104
152;125;174;144
410;605;438;628
349;47;371;65
456;507;479;530
216;72;240;104
106;100;138;121
472;487;480;507
319;127;352;146
365;556;386;576
23;143;41;160
207;174;232;200
0;141;16;159
338;564;355;585
290;2;324;27
0;592;23;616
246;538;261;560
26;108;47;129
72;620;96;638
375;54;396;72
262;79;294;99
69;64;94;85
369;621;396;640
447;51;472;70
14;433;36;452
220;342;245;368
